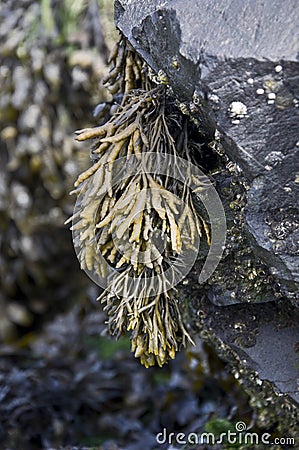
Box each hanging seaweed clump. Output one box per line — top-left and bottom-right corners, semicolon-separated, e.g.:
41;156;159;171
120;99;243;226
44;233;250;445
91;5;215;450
67;37;210;367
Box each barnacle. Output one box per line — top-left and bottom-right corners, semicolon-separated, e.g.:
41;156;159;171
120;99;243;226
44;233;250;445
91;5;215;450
67;37;211;366
172;56;180;70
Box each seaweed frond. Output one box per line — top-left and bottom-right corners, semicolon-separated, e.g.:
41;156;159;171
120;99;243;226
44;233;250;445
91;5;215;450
67;36;210;366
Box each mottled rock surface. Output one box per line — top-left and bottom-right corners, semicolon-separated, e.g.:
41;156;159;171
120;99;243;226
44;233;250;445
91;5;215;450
115;0;299;413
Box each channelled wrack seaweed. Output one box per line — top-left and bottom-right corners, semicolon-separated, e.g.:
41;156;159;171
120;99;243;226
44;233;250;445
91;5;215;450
67;37;210;367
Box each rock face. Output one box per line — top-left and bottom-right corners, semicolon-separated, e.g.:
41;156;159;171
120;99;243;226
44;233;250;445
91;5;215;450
115;0;299;416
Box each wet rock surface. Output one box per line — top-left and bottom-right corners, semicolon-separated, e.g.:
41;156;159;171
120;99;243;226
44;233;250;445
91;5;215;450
115;0;299;413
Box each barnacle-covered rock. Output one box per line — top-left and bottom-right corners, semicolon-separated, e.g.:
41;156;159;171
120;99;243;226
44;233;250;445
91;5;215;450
113;0;299;416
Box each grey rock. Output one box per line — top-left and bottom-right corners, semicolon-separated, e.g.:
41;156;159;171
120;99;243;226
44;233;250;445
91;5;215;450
192;296;299;415
115;0;299;301
115;0;299;413
115;0;299;296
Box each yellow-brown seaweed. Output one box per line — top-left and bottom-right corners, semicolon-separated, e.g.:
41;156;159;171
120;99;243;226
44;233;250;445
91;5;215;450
67;37;210;367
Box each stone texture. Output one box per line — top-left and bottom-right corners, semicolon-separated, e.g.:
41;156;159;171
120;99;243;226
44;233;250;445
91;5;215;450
115;0;299;412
